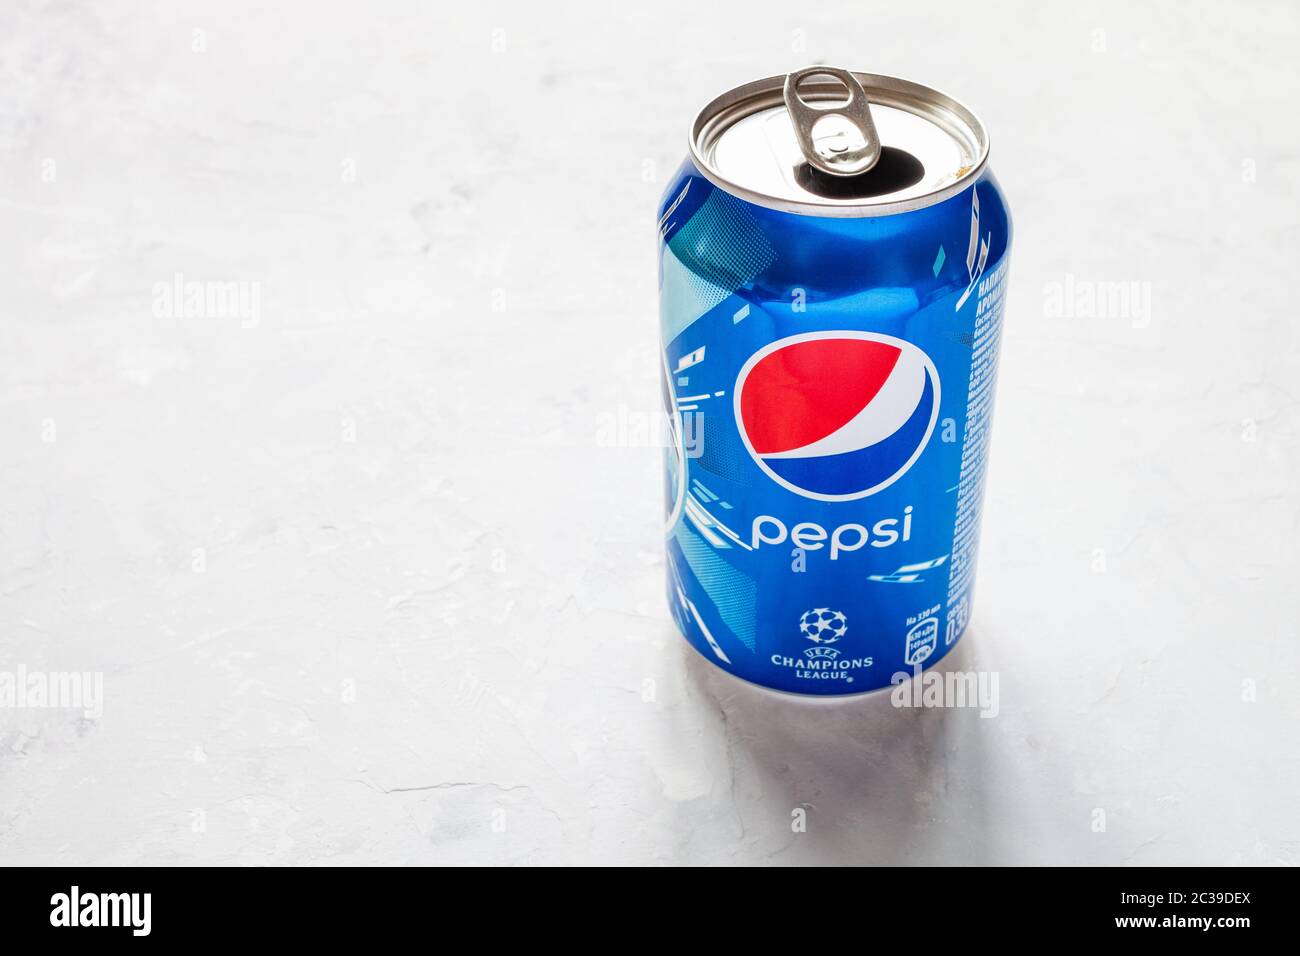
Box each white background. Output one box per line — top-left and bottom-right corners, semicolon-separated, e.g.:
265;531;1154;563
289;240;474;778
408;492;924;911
1;0;1296;865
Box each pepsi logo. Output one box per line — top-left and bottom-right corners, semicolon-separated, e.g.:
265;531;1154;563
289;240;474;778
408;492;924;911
734;331;940;501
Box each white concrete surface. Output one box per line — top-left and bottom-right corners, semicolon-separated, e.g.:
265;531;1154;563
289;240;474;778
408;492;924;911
0;0;1296;865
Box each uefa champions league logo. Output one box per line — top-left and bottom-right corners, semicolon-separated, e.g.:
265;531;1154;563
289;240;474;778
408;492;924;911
800;608;847;663
800;608;847;644
768;607;873;679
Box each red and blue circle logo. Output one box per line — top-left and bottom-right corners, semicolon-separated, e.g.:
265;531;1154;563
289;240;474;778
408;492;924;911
735;331;940;501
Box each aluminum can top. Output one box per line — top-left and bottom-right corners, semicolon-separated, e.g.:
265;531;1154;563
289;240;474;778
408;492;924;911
690;67;990;218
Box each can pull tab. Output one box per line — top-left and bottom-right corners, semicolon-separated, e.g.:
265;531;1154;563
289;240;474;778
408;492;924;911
782;67;881;177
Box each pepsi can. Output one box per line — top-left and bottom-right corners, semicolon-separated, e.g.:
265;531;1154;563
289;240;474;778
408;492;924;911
658;68;1012;695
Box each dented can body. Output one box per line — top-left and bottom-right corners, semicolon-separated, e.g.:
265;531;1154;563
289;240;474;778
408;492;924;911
658;70;1012;695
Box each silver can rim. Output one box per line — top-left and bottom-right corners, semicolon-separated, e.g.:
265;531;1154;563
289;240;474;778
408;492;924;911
689;71;991;218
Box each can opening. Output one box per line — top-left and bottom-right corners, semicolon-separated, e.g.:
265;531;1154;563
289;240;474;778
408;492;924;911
794;146;926;199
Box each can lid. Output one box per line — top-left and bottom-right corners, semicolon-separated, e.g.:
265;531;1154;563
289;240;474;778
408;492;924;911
690;69;989;217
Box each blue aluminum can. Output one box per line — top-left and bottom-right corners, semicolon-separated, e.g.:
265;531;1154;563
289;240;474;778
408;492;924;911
659;69;1012;695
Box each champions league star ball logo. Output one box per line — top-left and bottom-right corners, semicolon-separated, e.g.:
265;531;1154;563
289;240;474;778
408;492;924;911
735;331;940;501
800;608;847;644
